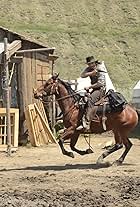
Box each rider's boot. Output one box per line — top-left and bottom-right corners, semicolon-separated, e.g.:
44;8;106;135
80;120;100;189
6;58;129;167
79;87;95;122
76;116;90;131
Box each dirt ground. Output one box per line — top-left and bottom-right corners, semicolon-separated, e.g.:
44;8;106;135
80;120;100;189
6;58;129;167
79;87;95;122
0;135;140;207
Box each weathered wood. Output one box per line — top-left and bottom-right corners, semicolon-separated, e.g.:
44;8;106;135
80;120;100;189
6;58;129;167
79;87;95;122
9;63;16;86
36;100;48;124
7;40;21;59
25;104;39;146
25;104;50;146
22;54;28;107
13;108;19;147
34;104;57;144
16;47;55;54
30;105;42;145
4;38;11;155
31;52;37;103
0;27;57;145
25;53;33;105
48;54;59;61
16;55;28;139
35;52;49;62
35;53;50;87
0;108;19;150
10;56;23;63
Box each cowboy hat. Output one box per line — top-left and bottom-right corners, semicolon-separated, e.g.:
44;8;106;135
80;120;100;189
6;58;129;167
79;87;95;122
86;56;96;64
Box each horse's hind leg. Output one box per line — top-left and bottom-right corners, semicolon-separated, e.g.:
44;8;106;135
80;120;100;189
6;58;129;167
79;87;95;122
70;132;94;155
96;130;123;164
113;131;132;165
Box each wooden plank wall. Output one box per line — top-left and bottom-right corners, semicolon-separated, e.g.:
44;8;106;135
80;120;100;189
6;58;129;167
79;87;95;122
17;52;51;139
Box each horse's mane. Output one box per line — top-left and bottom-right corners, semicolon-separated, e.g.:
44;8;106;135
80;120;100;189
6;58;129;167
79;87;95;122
58;79;81;103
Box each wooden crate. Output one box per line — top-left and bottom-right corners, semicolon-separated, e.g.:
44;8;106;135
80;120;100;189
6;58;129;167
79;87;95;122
0;108;19;151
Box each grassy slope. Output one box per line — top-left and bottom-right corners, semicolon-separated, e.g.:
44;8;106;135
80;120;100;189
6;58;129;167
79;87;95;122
0;0;140;99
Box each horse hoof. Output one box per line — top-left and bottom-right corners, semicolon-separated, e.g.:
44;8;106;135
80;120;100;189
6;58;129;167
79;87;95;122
96;161;111;168
96;156;103;165
112;160;122;166
68;152;74;158
86;148;94;154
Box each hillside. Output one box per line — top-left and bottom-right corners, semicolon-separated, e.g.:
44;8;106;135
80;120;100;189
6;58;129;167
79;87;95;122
0;0;140;99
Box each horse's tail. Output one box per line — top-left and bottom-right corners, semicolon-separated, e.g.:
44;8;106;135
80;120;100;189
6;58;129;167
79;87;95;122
136;109;140;121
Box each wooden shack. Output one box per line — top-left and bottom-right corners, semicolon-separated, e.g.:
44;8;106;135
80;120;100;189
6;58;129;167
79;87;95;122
0;26;57;142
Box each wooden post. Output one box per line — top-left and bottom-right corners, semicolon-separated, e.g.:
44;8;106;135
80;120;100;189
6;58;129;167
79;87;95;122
47;55;58;135
51;60;56;135
4;38;11;156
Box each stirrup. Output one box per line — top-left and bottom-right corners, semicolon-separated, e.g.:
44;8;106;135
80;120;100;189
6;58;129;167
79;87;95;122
76;125;84;131
83;121;90;130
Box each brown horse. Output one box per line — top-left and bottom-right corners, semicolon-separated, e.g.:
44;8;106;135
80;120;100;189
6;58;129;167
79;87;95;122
34;74;139;165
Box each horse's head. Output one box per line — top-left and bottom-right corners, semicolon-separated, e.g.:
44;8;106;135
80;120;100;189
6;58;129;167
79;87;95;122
34;73;59;100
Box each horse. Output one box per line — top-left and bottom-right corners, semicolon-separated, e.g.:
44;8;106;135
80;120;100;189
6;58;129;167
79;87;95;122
34;73;139;165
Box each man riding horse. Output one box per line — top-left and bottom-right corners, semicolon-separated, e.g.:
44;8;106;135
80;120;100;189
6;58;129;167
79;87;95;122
33;67;139;164
77;56;106;131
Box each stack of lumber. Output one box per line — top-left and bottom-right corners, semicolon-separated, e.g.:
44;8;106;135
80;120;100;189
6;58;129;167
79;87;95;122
25;100;57;146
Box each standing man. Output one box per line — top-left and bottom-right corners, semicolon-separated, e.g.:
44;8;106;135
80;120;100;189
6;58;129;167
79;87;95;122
77;56;106;131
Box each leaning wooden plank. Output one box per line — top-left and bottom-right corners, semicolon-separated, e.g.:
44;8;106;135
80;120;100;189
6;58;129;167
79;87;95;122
26;104;48;146
31;106;48;146
37;114;49;145
36;100;48;124
30;107;41;146
29;104;41;146
34;104;53;144
34;104;57;144
25;105;39;147
25;107;36;146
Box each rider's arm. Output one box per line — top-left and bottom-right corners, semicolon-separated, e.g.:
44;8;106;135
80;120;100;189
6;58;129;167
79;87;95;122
81;68;97;78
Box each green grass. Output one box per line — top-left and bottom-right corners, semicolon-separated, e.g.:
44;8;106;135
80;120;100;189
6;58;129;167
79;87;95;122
0;0;140;100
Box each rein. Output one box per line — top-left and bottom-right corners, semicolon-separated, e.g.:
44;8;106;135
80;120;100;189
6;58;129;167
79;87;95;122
41;89;83;104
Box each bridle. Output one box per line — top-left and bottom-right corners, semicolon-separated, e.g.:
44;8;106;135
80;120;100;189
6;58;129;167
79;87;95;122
40;79;82;103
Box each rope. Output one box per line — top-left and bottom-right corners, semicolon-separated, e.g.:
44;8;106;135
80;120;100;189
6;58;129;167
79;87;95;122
84;134;94;151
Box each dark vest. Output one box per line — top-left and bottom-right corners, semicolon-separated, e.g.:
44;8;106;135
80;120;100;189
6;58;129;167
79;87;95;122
86;66;99;85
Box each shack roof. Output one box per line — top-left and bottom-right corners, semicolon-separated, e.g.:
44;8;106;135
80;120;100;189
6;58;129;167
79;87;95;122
0;26;56;58
0;26;49;48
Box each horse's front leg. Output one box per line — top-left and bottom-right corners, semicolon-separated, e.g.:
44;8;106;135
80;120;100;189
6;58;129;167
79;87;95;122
70;132;94;155
58;127;75;158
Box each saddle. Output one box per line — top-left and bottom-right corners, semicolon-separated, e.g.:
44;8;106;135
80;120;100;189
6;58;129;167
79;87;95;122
86;89;127;130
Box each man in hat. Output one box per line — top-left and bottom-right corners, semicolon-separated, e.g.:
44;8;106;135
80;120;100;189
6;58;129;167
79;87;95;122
77;56;106;131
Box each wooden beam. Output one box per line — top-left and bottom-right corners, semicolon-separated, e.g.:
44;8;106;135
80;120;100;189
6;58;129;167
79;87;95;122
4;38;11;155
7;40;22;59
16;47;55;54
48;55;59;61
10;56;23;63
